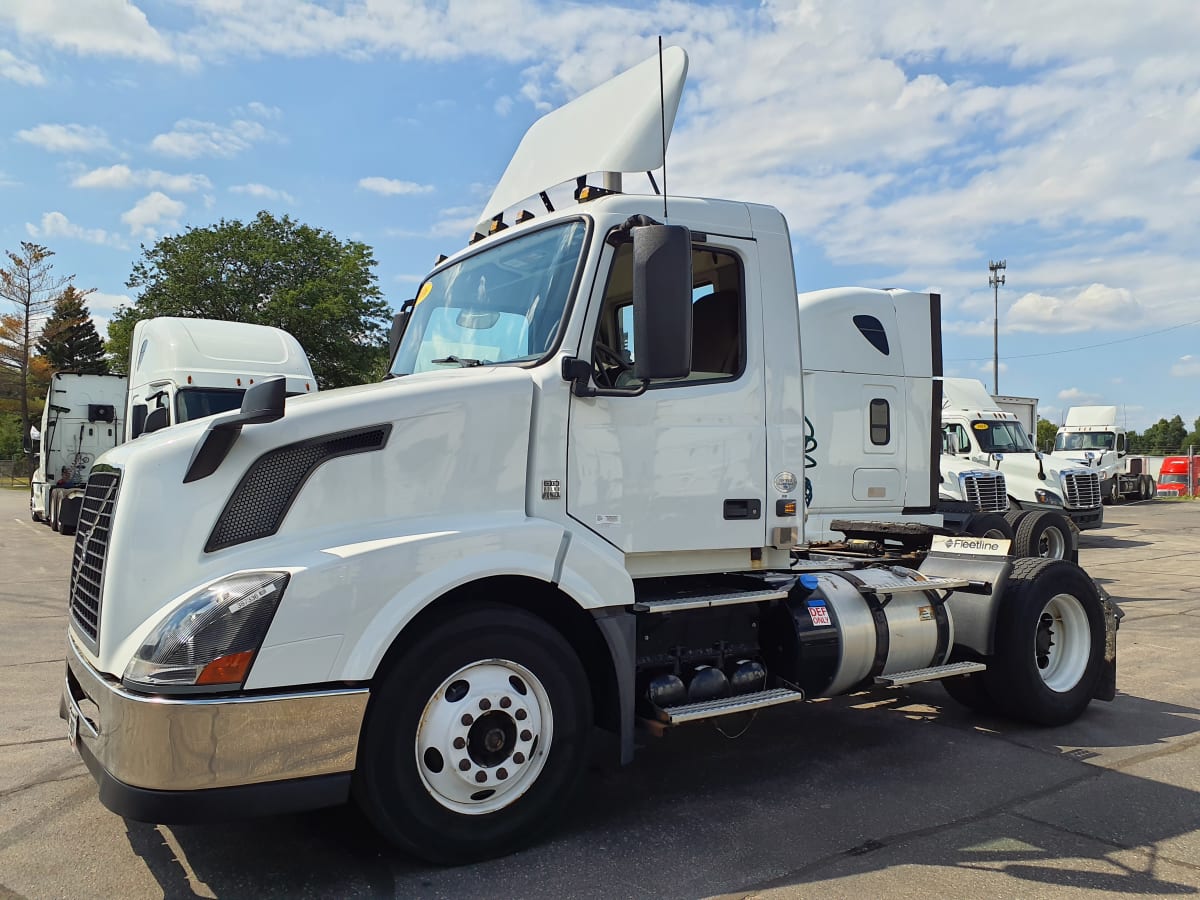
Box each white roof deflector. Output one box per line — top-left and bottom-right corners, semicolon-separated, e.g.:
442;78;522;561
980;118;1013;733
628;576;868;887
478;46;689;227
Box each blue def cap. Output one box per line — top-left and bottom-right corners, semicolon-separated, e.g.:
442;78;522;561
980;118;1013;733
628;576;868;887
798;574;820;591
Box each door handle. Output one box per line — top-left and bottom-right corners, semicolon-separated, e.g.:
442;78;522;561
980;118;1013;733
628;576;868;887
723;499;761;520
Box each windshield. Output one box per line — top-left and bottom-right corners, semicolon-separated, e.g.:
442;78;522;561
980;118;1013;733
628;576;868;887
389;220;588;377
1161;474;1189;485
1053;431;1115;451
175;388;244;423
971;420;1034;453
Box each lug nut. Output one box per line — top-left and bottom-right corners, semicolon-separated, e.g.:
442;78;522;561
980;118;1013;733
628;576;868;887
453;737;466;750
499;697;512;709
515;709;527;721
497;768;508;780
475;771;487;784
479;698;491;710
458;759;470;772
513;752;525;764
461;713;473;726
520;730;532;742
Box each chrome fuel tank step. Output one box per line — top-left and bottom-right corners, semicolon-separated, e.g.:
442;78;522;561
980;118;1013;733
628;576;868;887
874;661;986;687
652;687;804;724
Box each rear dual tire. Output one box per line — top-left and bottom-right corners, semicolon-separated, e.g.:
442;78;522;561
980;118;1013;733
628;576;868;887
1014;510;1076;563
943;558;1104;726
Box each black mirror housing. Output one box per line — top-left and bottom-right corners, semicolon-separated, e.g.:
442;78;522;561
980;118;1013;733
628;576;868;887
143;407;170;434
388;299;416;365
632;224;692;381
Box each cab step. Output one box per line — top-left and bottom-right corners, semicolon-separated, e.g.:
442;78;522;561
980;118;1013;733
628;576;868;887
654;687;804;724
633;587;787;614
874;661;986;687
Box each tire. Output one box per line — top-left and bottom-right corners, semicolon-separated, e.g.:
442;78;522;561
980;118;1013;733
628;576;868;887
1103;478;1119;505
942;670;1000;714
354;605;592;864
1014;510;1076;563
964;513;1015;541
1003;509;1028;532
1141;475;1155;500
983;558;1104;726
49;493;61;533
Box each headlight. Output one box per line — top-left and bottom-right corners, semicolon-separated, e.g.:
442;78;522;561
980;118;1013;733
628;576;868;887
1035;488;1063;506
123;572;289;693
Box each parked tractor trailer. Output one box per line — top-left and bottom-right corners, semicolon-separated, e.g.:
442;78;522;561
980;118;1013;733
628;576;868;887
62;48;1119;863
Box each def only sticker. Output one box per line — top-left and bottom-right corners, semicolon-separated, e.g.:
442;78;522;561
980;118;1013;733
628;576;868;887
807;599;832;627
931;534;1011;556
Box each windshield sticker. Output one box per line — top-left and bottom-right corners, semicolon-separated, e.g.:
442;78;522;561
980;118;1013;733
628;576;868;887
973;423;989;430
415;281;433;305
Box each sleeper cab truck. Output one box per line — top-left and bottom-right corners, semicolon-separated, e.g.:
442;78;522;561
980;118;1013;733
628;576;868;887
1051;406;1155;503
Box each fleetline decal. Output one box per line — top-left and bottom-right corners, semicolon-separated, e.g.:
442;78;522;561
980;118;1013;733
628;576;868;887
930;534;1011;556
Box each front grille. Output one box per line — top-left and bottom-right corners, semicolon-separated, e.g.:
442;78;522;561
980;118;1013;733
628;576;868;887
69;468;121;651
961;471;1007;512
1062;470;1101;509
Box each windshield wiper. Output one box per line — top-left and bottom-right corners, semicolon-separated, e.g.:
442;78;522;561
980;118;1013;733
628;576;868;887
432;355;484;367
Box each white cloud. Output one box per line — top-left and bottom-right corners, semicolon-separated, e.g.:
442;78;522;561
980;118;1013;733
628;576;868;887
0;0;179;63
242;101;282;120
86;290;131;339
150;117;273;158
386;205;477;240
1007;284;1143;334
0;48;45;85
977;361;1008;377
120;191;185;238
359;176;434;196
230;182;295;203
394;273;423;284
0;170;18;188
72;164;212;193
494;95;514;116
24;211;125;248
1170;355;1200;377
16;123;111;154
1058;387;1103;404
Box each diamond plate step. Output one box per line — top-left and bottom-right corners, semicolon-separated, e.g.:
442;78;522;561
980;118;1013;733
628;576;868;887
853;571;971;596
633;587;788;614
656;687;804;724
874;661;986;687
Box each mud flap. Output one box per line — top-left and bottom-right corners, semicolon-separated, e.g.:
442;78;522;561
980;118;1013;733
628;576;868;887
1094;584;1123;702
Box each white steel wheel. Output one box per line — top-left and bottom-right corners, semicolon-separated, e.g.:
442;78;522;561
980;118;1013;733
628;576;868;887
1035;526;1066;560
415;659;553;816
1033;593;1091;693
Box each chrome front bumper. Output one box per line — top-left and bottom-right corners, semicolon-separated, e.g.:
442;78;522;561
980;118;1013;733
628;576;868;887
63;634;369;816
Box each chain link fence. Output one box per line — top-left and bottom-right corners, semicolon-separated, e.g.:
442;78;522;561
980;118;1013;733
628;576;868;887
1;455;33;488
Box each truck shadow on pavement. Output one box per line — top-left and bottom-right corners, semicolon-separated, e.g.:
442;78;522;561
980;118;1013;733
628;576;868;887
128;688;1200;899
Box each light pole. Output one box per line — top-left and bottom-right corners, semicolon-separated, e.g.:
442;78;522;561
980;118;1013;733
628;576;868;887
989;259;1006;395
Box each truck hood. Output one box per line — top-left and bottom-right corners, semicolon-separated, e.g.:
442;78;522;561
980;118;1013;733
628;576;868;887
77;366;536;674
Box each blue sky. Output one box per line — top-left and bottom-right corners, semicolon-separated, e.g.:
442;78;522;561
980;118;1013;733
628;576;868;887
3;0;1199;432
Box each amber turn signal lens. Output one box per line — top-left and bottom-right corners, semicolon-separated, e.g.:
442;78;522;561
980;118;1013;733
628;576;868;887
196;650;256;685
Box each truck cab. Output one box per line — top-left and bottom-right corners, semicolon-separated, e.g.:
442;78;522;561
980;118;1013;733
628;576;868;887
1051;406;1151;503
125;317;317;440
942;378;1102;529
63;46;1117;864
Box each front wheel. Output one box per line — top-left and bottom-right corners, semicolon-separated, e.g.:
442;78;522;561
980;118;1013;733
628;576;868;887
354;605;592;864
984;558;1104;726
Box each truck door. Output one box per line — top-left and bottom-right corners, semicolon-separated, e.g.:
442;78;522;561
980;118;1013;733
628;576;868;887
566;236;767;554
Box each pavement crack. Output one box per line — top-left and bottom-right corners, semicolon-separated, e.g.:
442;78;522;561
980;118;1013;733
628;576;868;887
0;735;67;749
1008;811;1200;874
0;771;88;800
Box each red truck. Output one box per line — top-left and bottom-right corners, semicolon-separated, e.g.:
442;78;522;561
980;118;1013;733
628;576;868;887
1158;457;1199;496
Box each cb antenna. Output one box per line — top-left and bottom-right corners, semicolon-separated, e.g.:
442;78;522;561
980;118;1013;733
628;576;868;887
658;36;668;219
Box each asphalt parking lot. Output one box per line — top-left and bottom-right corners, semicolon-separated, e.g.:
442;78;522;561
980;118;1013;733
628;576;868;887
1;488;1198;899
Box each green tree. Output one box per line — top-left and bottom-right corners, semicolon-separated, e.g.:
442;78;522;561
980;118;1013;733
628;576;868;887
1035;417;1058;452
36;285;109;374
1139;416;1188;453
109;212;390;388
1182;416;1200;453
0;242;70;457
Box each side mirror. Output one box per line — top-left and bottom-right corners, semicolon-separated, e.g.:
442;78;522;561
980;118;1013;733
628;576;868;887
143;407;169;434
183;377;287;483
631;224;692;381
130;404;148;439
388;299;416;363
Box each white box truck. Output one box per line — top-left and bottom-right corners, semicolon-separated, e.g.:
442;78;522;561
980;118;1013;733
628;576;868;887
29;372;127;534
992;394;1037;443
62;48;1119;863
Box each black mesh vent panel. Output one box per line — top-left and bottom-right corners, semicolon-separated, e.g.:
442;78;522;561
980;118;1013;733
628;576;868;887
206;425;391;552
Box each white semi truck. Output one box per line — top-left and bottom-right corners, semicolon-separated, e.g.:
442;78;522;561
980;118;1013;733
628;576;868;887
29;372;128;534
62;48;1119;863
125;317;317;440
942;378;1103;536
1051;406;1155;503
799;289;1077;560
